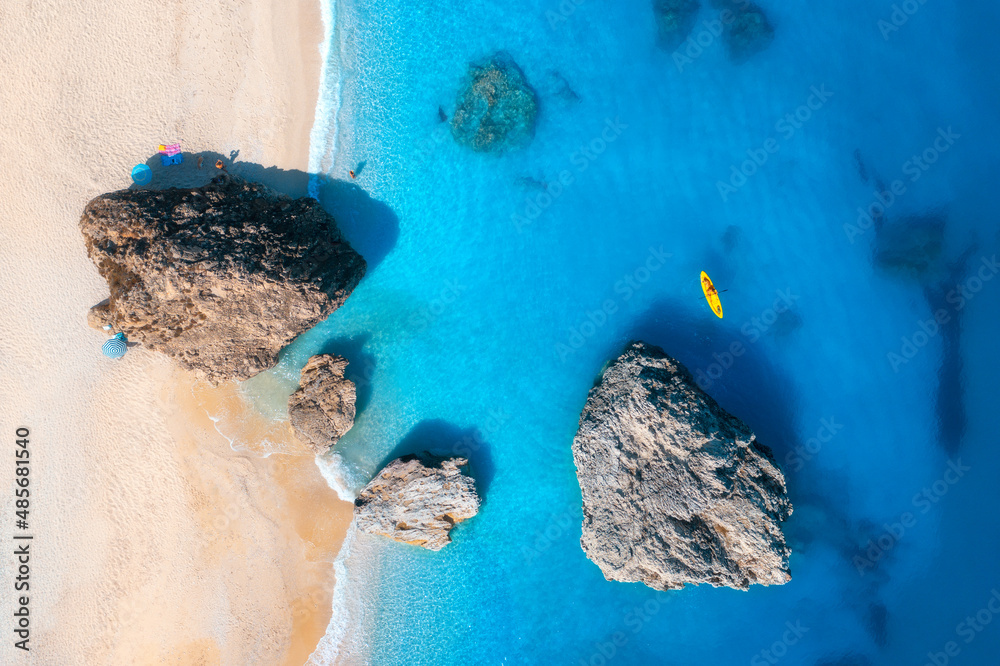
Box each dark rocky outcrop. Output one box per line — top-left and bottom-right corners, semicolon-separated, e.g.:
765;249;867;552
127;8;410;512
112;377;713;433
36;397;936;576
653;0;701;51
354;456;480;551
721;1;775;60
572;341;793;590
451;54;538;153
287;355;356;455
873;215;946;282
80;176;366;382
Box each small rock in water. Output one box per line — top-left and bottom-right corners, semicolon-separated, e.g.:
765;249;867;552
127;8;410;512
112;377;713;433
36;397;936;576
572;341;793;591
287;355;356;455
354;455;480;551
451;53;539;153
722;1;775;60
874;215;946;283
653;0;701;51
722;224;742;252
547;70;581;103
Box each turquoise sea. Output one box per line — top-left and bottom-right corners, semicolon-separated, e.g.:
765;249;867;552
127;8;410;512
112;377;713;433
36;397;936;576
261;0;1000;663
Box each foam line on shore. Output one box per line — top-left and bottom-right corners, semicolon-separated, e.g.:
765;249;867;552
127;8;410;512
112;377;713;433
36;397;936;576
308;0;344;199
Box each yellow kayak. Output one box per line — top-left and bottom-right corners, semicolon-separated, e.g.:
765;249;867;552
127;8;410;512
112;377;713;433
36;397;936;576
701;271;723;318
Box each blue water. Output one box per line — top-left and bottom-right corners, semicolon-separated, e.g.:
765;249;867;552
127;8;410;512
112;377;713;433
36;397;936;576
270;0;1000;663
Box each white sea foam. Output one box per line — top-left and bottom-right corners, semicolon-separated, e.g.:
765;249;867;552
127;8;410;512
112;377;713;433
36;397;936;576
308;0;344;200
304;1;378;662
316;449;367;501
306;523;357;665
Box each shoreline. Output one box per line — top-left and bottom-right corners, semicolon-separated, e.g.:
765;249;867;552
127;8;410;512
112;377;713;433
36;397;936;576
167;374;355;666
0;0;352;662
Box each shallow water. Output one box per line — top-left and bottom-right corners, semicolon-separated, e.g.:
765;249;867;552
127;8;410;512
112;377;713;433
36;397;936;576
287;0;1000;663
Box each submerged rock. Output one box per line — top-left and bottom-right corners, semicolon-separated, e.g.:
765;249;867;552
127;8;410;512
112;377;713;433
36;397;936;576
572;341;793;591
653;0;701;51
720;1;775;60
451;54;538;153
80;177;366;382
287;355;356;455
874;215;946;282
354;455;480;551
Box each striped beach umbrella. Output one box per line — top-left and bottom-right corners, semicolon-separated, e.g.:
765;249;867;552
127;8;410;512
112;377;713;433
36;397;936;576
101;333;127;359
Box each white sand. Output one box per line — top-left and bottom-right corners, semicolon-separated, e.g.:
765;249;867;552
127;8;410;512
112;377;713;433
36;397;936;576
0;0;356;663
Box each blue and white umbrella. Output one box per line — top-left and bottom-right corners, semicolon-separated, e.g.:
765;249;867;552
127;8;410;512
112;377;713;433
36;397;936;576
101;333;127;359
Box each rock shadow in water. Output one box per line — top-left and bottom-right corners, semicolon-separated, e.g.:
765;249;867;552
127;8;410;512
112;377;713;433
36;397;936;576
853;148;870;184
316;333;377;416
922;244;978;453
722;224;742;253
379;419;496;502
628;298;801;464
867;602;888;648
132;150;400;273
316;177;400;272
874;213;975;452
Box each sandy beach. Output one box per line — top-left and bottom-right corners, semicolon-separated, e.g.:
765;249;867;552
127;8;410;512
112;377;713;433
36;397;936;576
0;0;355;663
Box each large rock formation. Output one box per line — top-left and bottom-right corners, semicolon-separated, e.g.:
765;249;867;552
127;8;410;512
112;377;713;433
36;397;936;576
354;456;480;551
287;355;356;455
451;54;538;153
80;176;366;382
653;0;701;51
572;342;792;591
